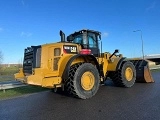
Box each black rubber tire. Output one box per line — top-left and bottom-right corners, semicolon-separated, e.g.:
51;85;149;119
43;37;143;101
111;61;136;88
64;63;100;99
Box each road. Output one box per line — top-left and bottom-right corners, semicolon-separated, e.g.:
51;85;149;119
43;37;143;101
0;71;160;120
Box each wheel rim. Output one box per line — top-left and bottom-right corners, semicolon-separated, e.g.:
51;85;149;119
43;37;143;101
81;71;95;91
125;67;133;81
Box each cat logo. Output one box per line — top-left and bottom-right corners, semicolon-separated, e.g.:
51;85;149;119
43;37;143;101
63;45;77;54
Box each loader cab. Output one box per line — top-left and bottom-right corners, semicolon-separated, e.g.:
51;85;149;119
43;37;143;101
67;29;101;57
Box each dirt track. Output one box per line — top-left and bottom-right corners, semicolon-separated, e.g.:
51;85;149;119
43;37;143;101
0;71;160;120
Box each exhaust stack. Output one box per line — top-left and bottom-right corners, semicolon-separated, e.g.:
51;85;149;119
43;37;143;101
60;30;65;42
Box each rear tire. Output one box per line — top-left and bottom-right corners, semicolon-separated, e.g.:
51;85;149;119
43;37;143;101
111;61;136;87
64;63;100;99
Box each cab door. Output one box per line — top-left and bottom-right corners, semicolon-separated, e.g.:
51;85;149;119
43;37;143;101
88;36;99;57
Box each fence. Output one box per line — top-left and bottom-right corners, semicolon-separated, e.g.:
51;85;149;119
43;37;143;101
0;81;27;92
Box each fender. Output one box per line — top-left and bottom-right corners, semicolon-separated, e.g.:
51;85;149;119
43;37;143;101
116;57;127;70
62;54;100;79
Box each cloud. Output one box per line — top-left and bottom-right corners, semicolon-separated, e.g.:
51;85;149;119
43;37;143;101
21;32;32;37
0;28;3;32
146;1;156;11
102;32;109;38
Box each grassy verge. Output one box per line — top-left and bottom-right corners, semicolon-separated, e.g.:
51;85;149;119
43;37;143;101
0;66;19;75
0;75;15;82
0;66;19;82
0;85;49;100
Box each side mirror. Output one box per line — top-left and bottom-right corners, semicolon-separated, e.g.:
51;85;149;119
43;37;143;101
109;49;119;59
115;49;119;53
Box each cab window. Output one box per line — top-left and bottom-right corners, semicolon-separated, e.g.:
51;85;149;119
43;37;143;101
73;34;83;44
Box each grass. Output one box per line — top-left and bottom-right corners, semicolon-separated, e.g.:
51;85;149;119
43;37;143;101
0;75;15;82
0;85;49;100
0;65;19;75
0;66;19;82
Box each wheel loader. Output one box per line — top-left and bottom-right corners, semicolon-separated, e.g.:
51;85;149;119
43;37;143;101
14;29;154;99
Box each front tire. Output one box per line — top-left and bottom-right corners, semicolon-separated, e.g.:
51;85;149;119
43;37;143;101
111;61;136;87
65;63;100;99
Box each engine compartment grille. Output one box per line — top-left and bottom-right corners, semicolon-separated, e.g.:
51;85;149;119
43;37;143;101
23;47;33;75
23;46;41;75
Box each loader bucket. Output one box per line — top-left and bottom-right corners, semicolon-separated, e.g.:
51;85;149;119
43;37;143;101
131;60;154;83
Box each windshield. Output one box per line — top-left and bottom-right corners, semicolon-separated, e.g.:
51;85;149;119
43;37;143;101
73;34;83;44
72;32;98;48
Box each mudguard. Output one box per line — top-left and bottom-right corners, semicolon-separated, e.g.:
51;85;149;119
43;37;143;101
62;54;100;79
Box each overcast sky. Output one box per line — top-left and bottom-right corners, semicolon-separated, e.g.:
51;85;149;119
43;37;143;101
0;0;160;63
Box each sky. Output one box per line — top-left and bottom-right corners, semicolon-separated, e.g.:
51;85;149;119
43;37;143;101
0;0;160;63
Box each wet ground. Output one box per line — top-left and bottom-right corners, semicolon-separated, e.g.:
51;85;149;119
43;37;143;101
0;71;160;120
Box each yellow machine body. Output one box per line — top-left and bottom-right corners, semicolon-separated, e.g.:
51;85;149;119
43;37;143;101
14;42;117;88
14;29;154;99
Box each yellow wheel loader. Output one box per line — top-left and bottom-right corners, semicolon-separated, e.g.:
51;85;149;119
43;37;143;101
14;29;154;99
